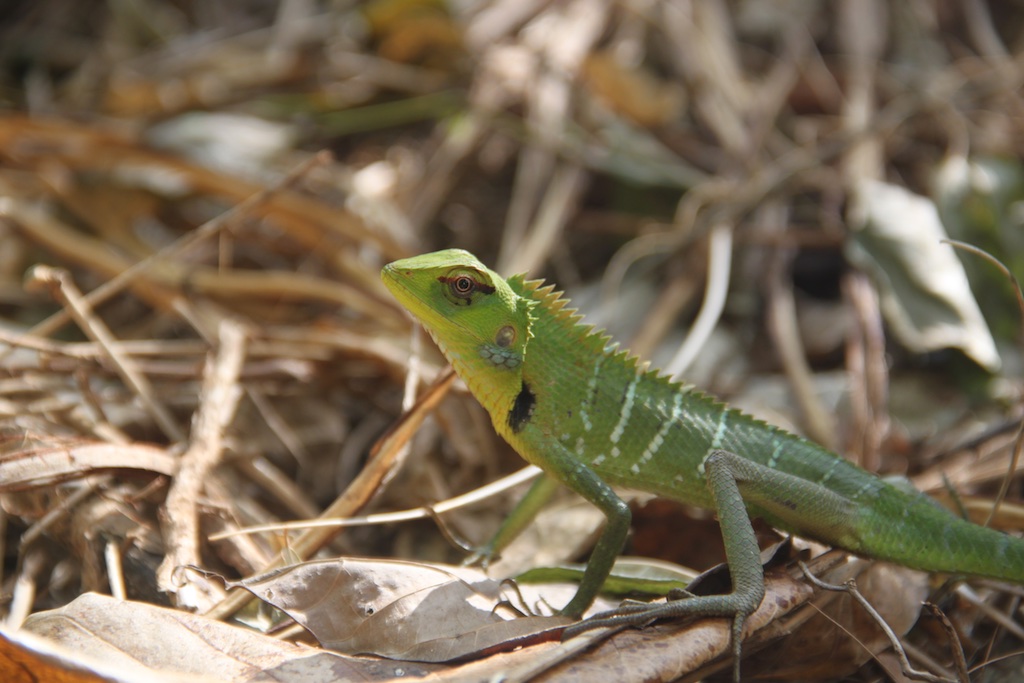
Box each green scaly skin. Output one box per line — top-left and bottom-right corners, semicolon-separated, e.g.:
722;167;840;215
382;249;1024;679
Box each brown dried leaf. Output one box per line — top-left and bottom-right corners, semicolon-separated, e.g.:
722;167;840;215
747;559;929;680
581;51;685;128
232;558;568;662
538;571;814;682
364;0;465;66
1;626;116;683
21;593;429;683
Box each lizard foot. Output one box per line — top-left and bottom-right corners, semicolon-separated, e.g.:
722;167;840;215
562;595;749;683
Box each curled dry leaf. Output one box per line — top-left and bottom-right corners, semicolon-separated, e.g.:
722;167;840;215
19;593;439;683
0;439;176;491
846;178;1000;370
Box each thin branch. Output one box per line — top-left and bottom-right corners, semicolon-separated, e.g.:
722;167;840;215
667;223;732;379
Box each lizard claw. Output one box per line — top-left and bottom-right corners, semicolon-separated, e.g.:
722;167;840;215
561;599;676;639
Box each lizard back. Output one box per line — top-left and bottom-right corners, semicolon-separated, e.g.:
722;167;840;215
502;274;1024;581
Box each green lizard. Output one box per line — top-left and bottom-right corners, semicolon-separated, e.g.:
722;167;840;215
381;248;1024;678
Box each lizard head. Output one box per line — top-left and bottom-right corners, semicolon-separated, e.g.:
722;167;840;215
382;249;535;407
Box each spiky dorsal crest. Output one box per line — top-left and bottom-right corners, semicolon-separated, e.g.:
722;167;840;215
509;274;608;351
507;272;744;415
508;273;656;376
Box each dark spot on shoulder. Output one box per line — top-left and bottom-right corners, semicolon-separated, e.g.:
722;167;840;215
508;381;536;434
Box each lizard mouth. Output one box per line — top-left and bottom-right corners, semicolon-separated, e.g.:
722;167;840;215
380;264;421;310
380;264;478;344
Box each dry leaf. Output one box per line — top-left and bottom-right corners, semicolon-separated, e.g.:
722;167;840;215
539;570;814;682
232;558;568;662
582;50;685;128
745;558;929;679
21;593;439;682
0;440;176;491
846;178;1000;370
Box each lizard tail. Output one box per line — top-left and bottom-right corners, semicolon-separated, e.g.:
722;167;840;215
857;487;1024;582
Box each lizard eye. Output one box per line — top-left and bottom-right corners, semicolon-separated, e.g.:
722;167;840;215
439;269;496;305
451;276;475;297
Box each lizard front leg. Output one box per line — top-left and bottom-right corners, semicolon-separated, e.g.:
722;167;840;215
508;440;633;619
555;458;633;619
464;474;560;567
